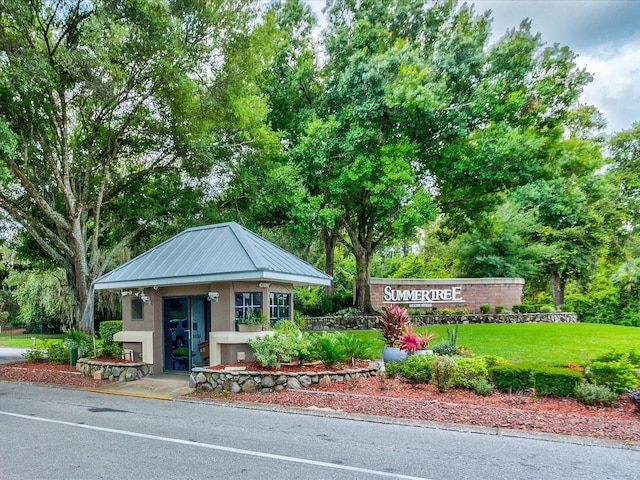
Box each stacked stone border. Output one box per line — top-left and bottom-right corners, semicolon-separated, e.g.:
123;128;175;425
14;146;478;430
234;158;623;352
189;363;380;393
304;312;578;330
76;358;152;382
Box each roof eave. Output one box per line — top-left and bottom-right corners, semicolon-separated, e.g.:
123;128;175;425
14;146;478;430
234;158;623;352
94;270;332;290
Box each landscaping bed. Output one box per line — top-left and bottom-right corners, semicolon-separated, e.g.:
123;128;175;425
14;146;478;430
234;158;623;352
2;359;639;444
188;373;640;443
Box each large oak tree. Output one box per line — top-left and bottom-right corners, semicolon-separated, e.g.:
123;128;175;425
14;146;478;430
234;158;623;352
282;0;593;312
0;0;268;331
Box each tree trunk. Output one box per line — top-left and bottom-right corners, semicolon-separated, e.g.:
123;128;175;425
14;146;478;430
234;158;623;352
550;271;565;308
321;226;338;297
352;247;374;314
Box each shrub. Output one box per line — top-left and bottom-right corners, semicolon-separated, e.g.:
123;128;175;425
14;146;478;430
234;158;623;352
249;322;310;369
479;304;491;314
574;383;619;407
539;305;555;313
99;321;122;344
384;360;403;378
313;332;348;366
628;388;640;412
22;346;46;363
46;341;70;364
98;340;123;359
585;357;640;394
431;322;460;356
489;364;535;393
593;349;640;368
480;355;510;370
452;356;488;389
431;355;457;392
473;378;494;396
494;305;504;314
397;354;433;386
333;332;378;364
532;367;583;397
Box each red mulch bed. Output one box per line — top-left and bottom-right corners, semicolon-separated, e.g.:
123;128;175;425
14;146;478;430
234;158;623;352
3;360;639;443
190;363;640;444
0;360;113;388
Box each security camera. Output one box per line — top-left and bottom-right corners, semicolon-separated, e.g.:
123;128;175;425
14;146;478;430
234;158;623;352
140;295;151;304
207;292;219;302
120;290;132;297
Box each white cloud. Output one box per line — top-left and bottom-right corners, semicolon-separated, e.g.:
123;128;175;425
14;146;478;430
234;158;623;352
580;41;640;132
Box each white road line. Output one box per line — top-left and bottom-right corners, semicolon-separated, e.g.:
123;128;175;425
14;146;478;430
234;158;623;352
0;410;430;480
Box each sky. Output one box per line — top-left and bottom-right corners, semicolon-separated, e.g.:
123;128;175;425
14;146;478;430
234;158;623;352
473;0;640;134
305;0;640;134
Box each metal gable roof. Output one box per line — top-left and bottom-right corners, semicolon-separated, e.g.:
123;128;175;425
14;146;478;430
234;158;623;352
93;222;332;290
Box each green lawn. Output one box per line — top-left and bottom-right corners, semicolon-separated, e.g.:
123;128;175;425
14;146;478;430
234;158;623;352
0;332;62;348
346;323;640;365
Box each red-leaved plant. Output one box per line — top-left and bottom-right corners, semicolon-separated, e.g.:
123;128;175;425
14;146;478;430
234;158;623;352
398;324;436;353
377;304;408;347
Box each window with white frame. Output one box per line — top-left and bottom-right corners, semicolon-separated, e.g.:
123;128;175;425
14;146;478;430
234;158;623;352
269;293;290;322
235;292;262;320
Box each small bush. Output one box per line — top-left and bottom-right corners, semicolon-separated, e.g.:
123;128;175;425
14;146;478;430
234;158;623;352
539;305;555;313
431;355;457;392
99;321;122;343
452;356;488;389
46;342;70;364
22;346;46;363
314;332;348;366
585;357;640;394
397;354;433;386
249;322;310;369
479;304;491;314
489;364;535;393
480;355;510;370
533;367;583;397
574;383;619;407
593;349;640;368
494;305;504;314
473;378;494;396
384;360;403;377
333;333;378;364
98;341;123;359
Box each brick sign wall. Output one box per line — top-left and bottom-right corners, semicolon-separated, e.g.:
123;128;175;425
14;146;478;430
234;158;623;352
369;278;525;313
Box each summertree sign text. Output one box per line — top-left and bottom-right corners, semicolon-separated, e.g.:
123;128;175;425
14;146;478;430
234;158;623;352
383;285;463;308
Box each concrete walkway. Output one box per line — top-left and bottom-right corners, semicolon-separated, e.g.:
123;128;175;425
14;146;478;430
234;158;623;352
87;373;192;400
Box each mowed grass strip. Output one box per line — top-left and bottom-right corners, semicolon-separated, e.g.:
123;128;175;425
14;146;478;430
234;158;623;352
0;333;62;348
348;323;640;365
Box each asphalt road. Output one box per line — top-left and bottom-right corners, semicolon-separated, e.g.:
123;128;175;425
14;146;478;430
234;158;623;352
0;346;28;364
0;381;638;480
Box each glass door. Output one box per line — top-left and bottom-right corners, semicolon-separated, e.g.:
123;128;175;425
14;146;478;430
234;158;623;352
163;296;210;372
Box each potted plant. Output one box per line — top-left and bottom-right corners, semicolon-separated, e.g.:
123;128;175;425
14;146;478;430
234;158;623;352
377;304;409;363
398;325;436;356
237;311;267;332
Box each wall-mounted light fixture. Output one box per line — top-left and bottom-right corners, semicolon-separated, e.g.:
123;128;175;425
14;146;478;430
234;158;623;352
259;282;271;288
207;292;219;302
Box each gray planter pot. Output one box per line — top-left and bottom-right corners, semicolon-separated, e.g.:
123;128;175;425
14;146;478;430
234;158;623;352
382;346;407;363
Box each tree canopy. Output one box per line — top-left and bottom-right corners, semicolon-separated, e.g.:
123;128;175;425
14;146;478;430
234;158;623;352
0;0;271;330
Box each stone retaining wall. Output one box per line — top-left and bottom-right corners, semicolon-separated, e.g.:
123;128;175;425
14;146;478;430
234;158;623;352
304;312;578;330
189;364;380;393
76;358;152;382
